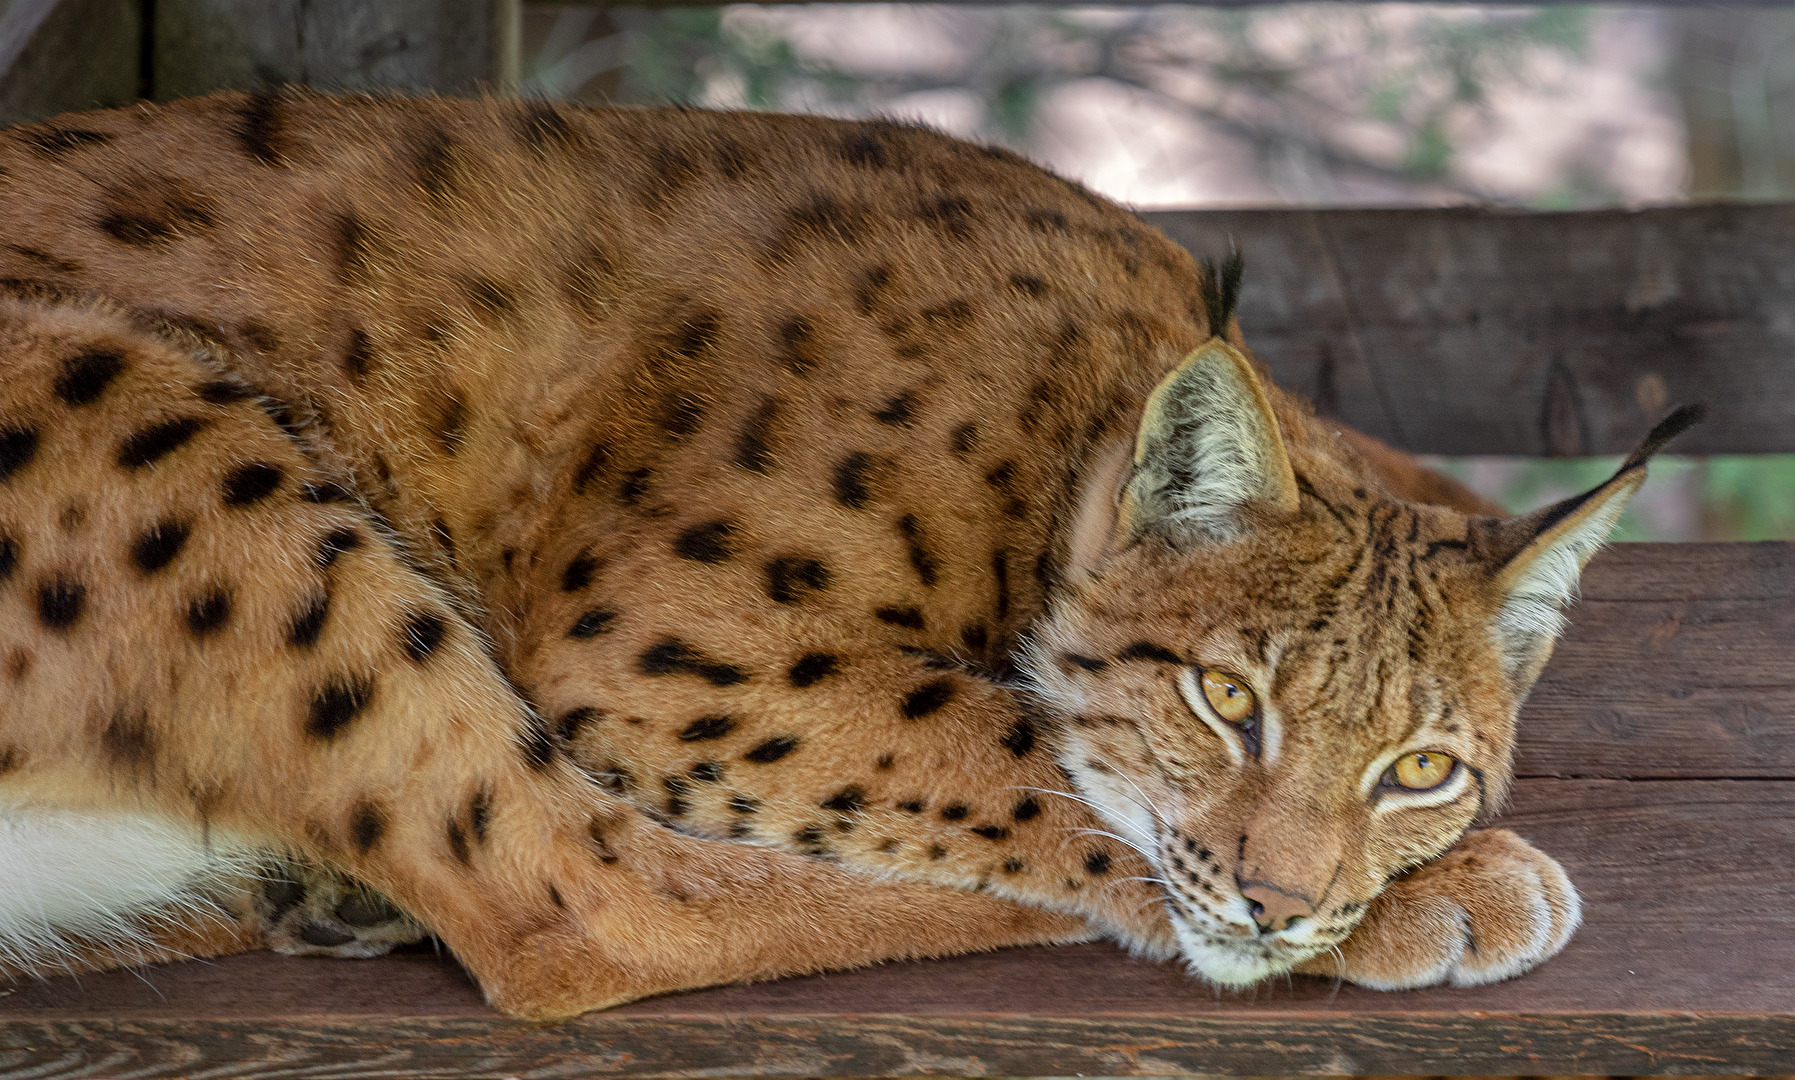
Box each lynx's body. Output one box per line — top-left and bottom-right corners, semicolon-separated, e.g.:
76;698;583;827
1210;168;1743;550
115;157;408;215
0;92;1671;1016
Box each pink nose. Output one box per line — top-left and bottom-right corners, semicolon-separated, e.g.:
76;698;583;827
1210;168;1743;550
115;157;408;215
1240;882;1314;933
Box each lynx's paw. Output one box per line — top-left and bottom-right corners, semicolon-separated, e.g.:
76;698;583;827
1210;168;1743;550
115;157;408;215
257;862;428;959
1298;829;1581;989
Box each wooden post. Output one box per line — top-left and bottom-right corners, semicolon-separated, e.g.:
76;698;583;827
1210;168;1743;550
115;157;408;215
152;0;518;100
0;0;141;127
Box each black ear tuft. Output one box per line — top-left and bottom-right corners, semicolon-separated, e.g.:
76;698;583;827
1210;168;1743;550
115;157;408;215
1200;248;1245;337
1618;403;1705;475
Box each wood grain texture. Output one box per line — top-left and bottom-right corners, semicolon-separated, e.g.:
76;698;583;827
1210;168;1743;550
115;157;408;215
1143;205;1795;455
1518;541;1795;778
3;786;1792;1071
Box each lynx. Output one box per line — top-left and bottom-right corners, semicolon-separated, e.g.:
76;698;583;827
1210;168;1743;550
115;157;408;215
0;91;1691;1018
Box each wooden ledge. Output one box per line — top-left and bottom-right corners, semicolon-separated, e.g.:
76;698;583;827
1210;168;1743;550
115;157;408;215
4;544;1793;1077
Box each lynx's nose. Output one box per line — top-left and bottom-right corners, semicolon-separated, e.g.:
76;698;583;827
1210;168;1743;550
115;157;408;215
1240;882;1314;933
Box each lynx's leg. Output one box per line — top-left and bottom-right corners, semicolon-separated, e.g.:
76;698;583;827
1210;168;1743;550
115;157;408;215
0;298;1083;1015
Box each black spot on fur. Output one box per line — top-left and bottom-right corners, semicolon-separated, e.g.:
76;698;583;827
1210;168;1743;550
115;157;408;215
222;463;283;507
834;452;875;509
199;377;254;405
657;391;706;440
674;520;736;563
992;549;1011;620
1003;719;1038;757
972;825;1009;841
307;676;373;740
562;552;599;592
1066;654;1108;672
950;423;978;455
447;819;472;868
316;528;360;568
788;652;838;687
639;638;748;686
236;92;285;166
340;329;375;383
689;761;724;783
918;196;975;240
118;417;206;469
1120;641;1182;664
519;714;557;771
729;793;760;813
350;801;387;854
897;514;939;587
435;394;468;454
735;396;778;473
36;577;83;631
557;707;600;742
1009;274;1049;298
873;392;917;426
463;277;515;323
1085;851;1113;875
617;467;652;505
898;799;925;813
1003;858;1026;874
413;126;456;197
841;130;888;168
939;804;969;821
922;298;975;330
744;736;798;763
401;612;447;662
54;351;124;406
0;427;38;481
766;556;830;604
101;710;155;771
332;211;370;282
99;179;216;246
131;520;189;574
516;101;577;151
289;592;330;648
568;608;616;638
185;589;232;637
822;786;866;813
572;442;611;494
777;316;819;375
1013;797;1041;822
26;127;114;157
679;715;736;742
961;623;989;653
902;678;955;719
766;194;867;263
876;606;925;630
0;537;15;581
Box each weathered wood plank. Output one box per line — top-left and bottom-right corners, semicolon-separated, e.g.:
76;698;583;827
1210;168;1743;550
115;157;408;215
1518;541;1795;779
0;0;140;128
3;778;1790;1076
1144;205;1795;455
152;0;505;100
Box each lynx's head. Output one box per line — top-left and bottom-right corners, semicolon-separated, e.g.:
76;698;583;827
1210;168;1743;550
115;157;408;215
1025;328;1697;986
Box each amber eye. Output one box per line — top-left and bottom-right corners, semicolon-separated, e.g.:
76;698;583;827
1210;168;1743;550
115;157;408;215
1200;670;1256;724
1391;751;1457;791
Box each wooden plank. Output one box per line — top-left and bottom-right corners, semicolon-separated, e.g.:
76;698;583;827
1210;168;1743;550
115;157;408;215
0;0;141;128
151;0;506;100
1144;204;1795;455
1517;541;1795;779
3;778;1790;1076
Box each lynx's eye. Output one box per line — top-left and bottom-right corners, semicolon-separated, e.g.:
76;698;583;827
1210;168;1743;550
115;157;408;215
1390;751;1456;791
1200;670;1255;724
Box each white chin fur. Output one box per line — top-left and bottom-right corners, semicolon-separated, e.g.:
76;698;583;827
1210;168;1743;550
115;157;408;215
1169;910;1327;987
0;800;261;973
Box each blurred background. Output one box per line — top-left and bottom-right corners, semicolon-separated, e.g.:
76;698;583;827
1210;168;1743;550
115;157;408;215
513;2;1795;540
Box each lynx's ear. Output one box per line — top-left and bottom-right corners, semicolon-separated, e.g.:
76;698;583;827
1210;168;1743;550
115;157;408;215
1117;338;1301;547
1475;404;1704;689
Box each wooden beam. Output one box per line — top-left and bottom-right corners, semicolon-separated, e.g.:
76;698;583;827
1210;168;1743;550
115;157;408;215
3;775;1790;1075
151;0;510;100
1145;205;1795;456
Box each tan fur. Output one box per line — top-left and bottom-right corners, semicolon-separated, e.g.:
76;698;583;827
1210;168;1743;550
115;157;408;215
0;91;1662;1015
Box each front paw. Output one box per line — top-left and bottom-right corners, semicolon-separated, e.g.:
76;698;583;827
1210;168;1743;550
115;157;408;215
1299;828;1581;989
